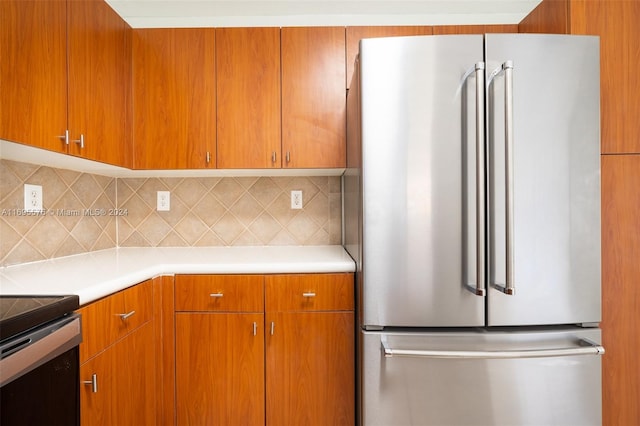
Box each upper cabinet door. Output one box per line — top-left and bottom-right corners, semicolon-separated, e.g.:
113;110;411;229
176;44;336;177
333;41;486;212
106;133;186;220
216;27;281;169
281;27;346;168
0;0;67;153
133;28;216;169
67;0;132;167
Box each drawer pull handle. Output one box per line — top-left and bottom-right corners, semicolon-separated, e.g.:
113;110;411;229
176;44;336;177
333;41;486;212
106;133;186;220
209;293;224;298
118;311;136;320
82;374;98;393
302;292;316;297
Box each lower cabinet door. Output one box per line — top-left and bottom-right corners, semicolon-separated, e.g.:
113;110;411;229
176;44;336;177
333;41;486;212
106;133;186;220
266;311;355;426
175;312;265;425
80;321;156;426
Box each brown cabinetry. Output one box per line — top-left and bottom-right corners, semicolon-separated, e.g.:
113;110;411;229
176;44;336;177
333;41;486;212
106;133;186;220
0;0;132;166
175;274;265;425
216;27;281;169
174;273;354;425
216;27;347;169
281;27;346;168
601;155;640;425
78;280;156;426
133;28;216;169
265;273;355;425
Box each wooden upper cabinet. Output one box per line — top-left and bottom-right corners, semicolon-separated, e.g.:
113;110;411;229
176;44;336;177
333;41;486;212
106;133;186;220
133;28;216;169
281;27;346;168
0;0;67;153
568;0;640;154
0;0;131;166
216;27;281;169
518;0;570;34
67;0;132;166
346;26;433;87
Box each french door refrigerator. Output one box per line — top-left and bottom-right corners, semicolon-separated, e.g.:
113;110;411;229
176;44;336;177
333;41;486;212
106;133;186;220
343;33;603;426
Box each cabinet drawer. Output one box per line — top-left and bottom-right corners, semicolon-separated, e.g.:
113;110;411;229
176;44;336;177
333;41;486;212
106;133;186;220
265;273;354;312
79;280;153;363
175;275;264;312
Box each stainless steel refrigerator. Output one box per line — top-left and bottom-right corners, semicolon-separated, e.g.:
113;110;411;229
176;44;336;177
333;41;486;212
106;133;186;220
343;33;603;426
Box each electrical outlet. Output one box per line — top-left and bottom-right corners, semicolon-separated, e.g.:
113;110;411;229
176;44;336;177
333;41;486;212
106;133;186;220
24;184;43;212
291;190;303;209
157;191;170;211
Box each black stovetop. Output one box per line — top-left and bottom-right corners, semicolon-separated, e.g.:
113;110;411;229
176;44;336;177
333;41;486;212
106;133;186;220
0;295;80;341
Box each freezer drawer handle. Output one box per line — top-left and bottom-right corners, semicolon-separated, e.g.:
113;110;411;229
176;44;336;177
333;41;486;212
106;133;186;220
381;337;604;359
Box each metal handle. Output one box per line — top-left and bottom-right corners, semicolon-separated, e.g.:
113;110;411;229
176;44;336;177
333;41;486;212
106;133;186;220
270;321;275;336
474;62;486;297
209;293;223;298
286;151;291;163
302;292;316;298
82;373;98;393
271;151;277;163
381;337;604;360
73;134;85;149
206;151;211;163
117;310;135;320
58;129;69;145
253;322;257;336
503;60;515;296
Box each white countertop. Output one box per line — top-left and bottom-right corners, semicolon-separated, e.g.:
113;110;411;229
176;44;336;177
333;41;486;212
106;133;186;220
0;246;355;305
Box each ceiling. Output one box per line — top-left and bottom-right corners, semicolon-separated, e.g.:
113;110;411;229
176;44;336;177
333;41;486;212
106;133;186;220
105;0;542;28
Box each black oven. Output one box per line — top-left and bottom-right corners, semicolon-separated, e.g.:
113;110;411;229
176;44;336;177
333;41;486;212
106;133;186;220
0;295;81;426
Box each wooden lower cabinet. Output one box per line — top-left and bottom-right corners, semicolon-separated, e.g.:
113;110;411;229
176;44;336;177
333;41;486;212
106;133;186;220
266;311;355;425
174;273;355;426
78;281;156;426
80;322;156;426
175;312;265;425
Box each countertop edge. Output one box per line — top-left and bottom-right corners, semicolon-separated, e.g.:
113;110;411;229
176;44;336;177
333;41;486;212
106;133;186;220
0;246;356;306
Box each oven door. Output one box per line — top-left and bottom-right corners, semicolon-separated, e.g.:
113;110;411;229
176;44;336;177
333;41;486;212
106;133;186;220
1;313;82;426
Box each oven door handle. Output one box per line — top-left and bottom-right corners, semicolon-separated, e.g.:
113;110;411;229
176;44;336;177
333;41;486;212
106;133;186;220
0;314;82;387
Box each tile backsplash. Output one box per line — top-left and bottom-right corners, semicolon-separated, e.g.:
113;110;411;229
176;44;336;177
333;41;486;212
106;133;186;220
0;159;342;267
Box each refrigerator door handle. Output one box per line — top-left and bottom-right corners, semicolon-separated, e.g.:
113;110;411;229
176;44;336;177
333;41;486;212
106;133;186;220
488;60;516;296
474;62;486;297
381;336;604;359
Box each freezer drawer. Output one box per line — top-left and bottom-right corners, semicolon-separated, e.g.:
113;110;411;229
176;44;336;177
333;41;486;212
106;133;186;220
360;328;603;426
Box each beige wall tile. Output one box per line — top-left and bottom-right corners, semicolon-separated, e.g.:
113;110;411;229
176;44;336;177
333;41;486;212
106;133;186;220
1;159;343;266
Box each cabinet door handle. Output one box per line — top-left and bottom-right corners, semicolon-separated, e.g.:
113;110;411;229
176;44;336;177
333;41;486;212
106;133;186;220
58;129;69;145
253;322;257;336
73;134;85;149
270;321;275;336
206;151;211;164
302;292;316;297
271;151;277;163
286;151;291;163
82;373;98;393
209;293;223;298
117;310;136;320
